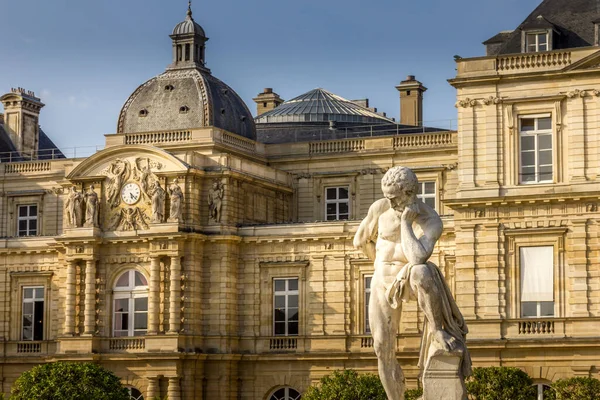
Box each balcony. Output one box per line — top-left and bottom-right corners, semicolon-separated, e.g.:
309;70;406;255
4;340;56;356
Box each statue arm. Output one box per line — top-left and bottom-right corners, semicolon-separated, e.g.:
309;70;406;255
401;203;443;265
353;198;389;261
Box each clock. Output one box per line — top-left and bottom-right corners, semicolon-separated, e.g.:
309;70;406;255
121;182;141;205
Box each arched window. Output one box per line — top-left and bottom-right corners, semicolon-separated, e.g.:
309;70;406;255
113;270;148;337
269;387;301;400
125;386;144;400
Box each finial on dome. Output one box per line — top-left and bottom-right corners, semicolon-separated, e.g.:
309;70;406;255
186;0;193;19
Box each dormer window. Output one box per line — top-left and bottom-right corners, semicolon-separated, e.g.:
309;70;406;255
525;31;549;52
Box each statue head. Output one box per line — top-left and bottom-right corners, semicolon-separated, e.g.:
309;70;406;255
381;166;418;211
212;181;219;189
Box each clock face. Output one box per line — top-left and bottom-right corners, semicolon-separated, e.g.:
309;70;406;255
121;182;141;205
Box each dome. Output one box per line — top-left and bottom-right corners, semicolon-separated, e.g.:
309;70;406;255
172;8;205;37
117;68;256;140
255;88;394;124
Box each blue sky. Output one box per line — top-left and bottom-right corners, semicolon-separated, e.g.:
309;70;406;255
0;0;541;151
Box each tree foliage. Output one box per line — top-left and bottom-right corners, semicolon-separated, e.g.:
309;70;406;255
405;387;423;400
466;367;537;400
549;377;600;400
11;361;130;400
302;369;387;400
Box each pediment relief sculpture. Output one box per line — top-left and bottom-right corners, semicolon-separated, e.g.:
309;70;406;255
108;207;150;231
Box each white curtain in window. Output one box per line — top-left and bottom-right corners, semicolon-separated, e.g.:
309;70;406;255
520;246;553;302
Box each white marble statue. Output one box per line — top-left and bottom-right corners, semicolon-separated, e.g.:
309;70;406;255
151;181;166;223
208;180;223;222
84;185;99;227
168;179;184;222
65;186;83;228
354;166;471;400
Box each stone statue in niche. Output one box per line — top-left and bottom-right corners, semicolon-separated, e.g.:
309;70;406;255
84;185;99;227
133;157;162;203
64;185;83;228
102;159;130;208
168;179;184;222
150;181;166;223
354;166;471;400
108;207;150;231
208;180;223;222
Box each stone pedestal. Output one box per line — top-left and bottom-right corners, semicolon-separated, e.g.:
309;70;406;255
422;348;467;400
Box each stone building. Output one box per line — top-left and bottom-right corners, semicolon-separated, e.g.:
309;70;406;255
0;0;598;399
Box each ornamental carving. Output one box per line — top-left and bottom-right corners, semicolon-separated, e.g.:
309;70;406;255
482;96;502;105
566;89;587;98
108;207;150;231
455;98;478;108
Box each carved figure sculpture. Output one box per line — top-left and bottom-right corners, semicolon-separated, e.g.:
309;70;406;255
84;185;99;227
168;179;184;222
208;180;223;222
103;159;130;208
354;166;471;400
64;186;83;228
133;157;161;203
150;181;166;223
108;207;150;231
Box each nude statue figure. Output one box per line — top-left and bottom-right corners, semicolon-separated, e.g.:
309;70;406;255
354;166;470;400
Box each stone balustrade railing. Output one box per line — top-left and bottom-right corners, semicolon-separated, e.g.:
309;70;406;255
216;131;257;153
497;51;571;72
124;130;192;145
393;132;455;149
17;341;42;353
269;337;298;351
4;161;51;174
108;337;146;351
309;139;365;154
518;319;555;335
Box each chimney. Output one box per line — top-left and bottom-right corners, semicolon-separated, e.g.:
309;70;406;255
253;88;284;116
0;88;45;158
395;75;427;126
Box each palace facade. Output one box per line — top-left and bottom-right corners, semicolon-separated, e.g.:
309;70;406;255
0;0;599;399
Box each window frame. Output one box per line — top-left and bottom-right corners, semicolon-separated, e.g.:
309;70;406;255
364;275;372;334
112;270;149;337
519;246;554;318
518;113;553;185
17;204;38;237
324;186;350;221
21;286;45;341
273;277;299;337
416;181;437;211
268;386;302;400
525;31;550;52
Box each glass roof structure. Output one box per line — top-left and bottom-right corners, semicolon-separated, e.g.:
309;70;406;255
255;88;393;124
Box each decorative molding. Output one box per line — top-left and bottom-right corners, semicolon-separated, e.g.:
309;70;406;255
566;89;587;98
455;98;478;108
482;96;502;105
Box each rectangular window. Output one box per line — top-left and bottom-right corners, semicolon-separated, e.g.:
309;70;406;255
364;276;372;334
519;115;553;184
325;187;349;221
17;204;38;236
520;246;554;318
526;32;549;52
22;286;44;341
417;181;436;211
113;296;148;337
273;278;299;336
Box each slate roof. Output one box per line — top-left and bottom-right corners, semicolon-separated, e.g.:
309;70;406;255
484;0;600;55
0;124;64;162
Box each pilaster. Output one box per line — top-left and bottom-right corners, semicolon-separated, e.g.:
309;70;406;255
169;255;182;333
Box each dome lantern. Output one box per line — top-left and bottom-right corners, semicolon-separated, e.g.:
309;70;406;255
169;1;209;71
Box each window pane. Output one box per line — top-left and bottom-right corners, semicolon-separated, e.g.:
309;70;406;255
326;203;336;215
288;279;298;291
22;326;32;341
424;182;435;194
23;303;33;315
35;288;44;298
538;134;552;150
134;272;148;287
338;202;348;214
274;309;285;322
417;184;423;195
521;167;536;182
541;301;554;316
19;220;27;231
275;296;285;308
274;280;285;292
538;33;547;45
29;219;37;231
288;322;298;335
538;150;552;166
274;322;285;335
134;297;148;312
115;298;129;312
521;151;535;167
538;117;552;130
19;207;28;217
425;197;435;210
24;288;33;299
539;43;548;51
116;272;129;287
539;165;553;181
338;187;349;199
288;309;299;322
521;118;535;132
521;135;535;150
288;295;298;308
521;301;537;317
134;313;147;329
30;205;37;215
326;188;336;200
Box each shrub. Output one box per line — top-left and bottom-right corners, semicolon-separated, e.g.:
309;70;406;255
466;366;537;400
11;361;130;400
405;387;423;400
550;377;600;399
302;369;387;400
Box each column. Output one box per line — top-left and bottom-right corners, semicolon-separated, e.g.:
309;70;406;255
83;259;96;335
169;256;181;333
148;256;160;335
64;260;77;335
147;376;159;399
167;377;181;400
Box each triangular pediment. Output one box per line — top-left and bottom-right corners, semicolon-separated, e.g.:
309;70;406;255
562;50;600;72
